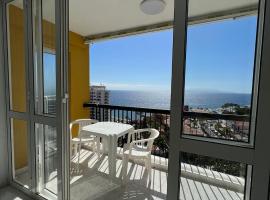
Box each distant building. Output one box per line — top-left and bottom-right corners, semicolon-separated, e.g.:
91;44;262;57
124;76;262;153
90;85;110;120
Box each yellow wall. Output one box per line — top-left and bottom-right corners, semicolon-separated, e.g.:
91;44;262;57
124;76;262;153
12;120;28;170
69;32;90;137
9;5;89;169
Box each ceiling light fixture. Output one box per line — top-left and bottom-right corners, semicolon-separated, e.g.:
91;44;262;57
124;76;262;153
140;0;166;15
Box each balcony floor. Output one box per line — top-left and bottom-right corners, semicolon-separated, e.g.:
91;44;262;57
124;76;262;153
0;186;33;200
69;148;244;200
15;148;245;200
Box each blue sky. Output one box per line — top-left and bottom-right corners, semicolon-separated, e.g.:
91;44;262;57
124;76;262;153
90;16;257;94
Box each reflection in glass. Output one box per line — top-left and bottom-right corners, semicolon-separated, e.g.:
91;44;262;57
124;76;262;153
6;0;27;113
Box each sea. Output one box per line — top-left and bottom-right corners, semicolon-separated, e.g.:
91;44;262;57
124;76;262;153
109;90;251;110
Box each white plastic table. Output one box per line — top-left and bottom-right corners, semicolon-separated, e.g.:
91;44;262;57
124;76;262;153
81;122;134;178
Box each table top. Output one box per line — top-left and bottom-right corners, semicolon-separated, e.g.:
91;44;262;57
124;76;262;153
81;121;134;137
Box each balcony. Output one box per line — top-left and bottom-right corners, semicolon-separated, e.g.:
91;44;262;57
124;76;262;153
14;102;248;199
67;147;245;200
14;145;246;200
66;103;248;199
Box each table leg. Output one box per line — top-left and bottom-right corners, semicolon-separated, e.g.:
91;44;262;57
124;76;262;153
108;135;117;179
96;137;101;158
102;137;109;154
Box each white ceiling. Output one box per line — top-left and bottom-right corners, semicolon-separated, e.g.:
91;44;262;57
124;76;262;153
11;0;258;38
69;0;174;36
69;0;258;37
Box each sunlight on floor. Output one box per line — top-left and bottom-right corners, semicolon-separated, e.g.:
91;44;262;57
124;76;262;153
14;148;245;200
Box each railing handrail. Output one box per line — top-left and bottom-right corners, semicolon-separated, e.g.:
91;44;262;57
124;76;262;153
83;103;249;121
83;102;170;114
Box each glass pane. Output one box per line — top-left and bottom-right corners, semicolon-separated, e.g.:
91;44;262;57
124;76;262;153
6;0;27;113
179;152;251;200
35;123;58;197
183;0;259;143
43;52;56;115
33;0;56;116
11;118;30;188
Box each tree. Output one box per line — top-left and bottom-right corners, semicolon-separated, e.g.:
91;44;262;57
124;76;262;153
235;106;250;115
222;103;240;108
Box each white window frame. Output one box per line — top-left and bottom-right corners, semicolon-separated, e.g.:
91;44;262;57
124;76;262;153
0;0;9;188
167;0;270;199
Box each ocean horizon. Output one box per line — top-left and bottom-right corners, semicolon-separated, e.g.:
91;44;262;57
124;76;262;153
109;90;251;110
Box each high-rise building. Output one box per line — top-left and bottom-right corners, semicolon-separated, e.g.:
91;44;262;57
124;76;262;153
90;85;110;120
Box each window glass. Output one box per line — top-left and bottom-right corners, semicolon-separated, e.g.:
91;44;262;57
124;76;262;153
33;0;56;116
35;123;58;196
183;0;259;143
11;118;30;188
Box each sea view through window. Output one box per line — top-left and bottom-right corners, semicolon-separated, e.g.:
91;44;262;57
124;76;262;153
89;15;256;143
43;15;256;143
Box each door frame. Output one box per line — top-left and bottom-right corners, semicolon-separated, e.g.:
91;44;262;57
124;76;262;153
0;0;9;188
0;0;69;199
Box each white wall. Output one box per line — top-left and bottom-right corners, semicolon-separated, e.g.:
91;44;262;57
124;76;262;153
0;0;9;187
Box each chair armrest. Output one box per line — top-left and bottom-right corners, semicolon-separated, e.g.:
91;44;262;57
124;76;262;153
133;128;151;134
131;138;154;144
129;138;154;150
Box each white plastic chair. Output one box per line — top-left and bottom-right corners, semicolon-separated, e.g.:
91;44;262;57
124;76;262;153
122;128;160;183
70;119;98;166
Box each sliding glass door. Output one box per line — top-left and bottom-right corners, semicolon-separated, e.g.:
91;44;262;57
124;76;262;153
32;0;58;197
2;0;68;199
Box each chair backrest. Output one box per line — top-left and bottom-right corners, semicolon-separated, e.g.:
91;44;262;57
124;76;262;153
146;129;159;151
131;128;160;151
69;119;98;139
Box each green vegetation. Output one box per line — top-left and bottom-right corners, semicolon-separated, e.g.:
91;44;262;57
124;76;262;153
222;103;250;115
235;106;250;115
222;103;240;108
182;152;246;177
125;108;248;177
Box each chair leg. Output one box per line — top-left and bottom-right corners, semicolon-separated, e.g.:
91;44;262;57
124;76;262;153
145;155;152;183
122;154;129;184
77;143;82;168
96;137;100;158
70;143;73;158
74;143;78;157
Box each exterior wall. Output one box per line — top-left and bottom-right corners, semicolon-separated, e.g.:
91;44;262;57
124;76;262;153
69;32;90;137
7;6;89;169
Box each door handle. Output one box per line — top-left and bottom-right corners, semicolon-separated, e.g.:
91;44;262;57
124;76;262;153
62;93;69;103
